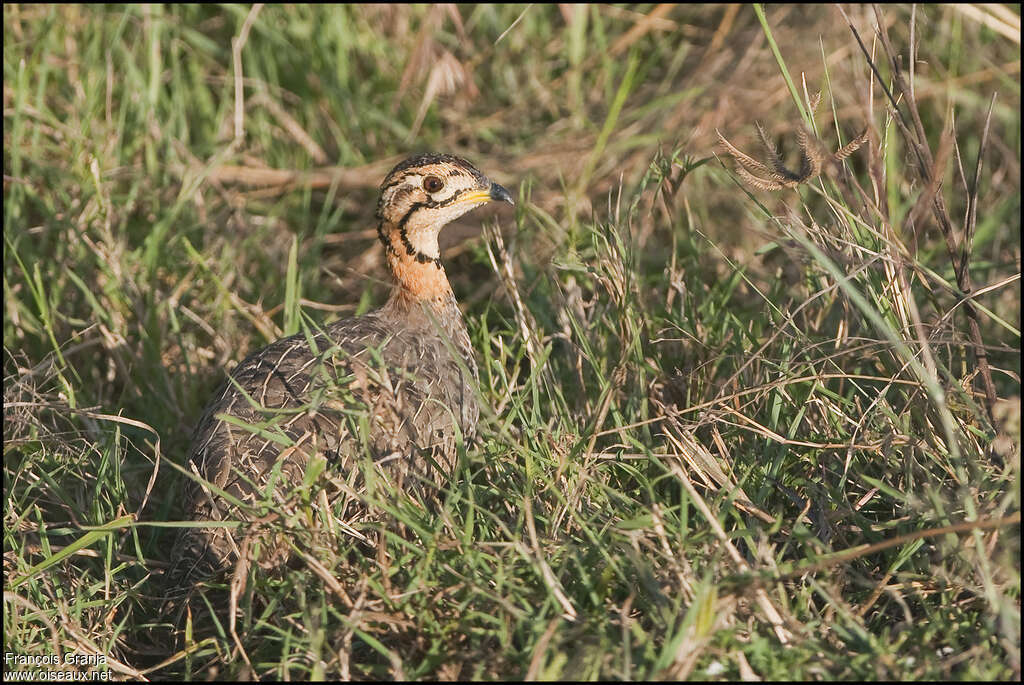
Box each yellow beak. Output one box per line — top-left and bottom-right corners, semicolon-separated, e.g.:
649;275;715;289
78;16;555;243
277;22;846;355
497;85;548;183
456;183;515;206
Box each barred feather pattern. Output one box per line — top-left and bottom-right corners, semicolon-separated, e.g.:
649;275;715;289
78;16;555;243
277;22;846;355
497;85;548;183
162;154;510;606
164;294;478;596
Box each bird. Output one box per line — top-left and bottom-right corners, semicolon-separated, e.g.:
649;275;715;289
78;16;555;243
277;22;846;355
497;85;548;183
165;153;514;596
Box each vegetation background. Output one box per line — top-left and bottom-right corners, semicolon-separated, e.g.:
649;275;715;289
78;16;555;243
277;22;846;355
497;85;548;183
4;3;1020;680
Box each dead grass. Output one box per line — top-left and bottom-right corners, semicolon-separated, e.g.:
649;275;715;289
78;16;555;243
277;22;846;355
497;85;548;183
4;4;1020;680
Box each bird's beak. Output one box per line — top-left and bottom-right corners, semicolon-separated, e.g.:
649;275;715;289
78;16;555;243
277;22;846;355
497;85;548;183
456;183;515;207
488;182;515;206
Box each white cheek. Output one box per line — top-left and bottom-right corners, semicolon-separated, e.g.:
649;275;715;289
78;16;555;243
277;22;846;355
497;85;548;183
437;200;484;225
404;200;482;259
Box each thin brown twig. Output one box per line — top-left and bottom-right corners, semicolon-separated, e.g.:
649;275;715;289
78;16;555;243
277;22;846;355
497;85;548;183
759;510;1021;584
232;4;264;144
609;3;677;57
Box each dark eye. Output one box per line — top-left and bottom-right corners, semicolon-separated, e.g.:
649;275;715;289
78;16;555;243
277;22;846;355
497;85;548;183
423;175;444;193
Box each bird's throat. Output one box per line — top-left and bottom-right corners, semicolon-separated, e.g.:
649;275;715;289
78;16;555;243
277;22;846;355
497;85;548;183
379;222;454;304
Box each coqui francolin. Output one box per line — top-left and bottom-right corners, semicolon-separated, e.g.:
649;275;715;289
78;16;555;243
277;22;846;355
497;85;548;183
165;154;514;597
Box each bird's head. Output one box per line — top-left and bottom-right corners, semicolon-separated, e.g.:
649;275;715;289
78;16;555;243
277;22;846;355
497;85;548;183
376;153;513;261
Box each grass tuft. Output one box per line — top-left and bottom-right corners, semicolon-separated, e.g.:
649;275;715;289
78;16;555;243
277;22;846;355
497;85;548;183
4;4;1020;680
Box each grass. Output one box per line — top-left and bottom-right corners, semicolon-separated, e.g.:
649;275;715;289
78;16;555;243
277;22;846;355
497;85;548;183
4;3;1020;680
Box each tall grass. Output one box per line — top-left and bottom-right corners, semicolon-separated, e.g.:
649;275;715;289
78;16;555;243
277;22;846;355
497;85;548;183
4;4;1020;680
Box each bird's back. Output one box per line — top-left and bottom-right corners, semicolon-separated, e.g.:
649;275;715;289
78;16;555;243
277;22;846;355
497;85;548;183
168;296;478;589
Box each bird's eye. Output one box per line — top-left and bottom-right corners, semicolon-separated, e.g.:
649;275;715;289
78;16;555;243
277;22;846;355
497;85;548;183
423;175;444;193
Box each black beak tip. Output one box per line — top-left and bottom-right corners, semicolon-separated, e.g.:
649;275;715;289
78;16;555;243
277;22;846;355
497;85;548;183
489;182;515;206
